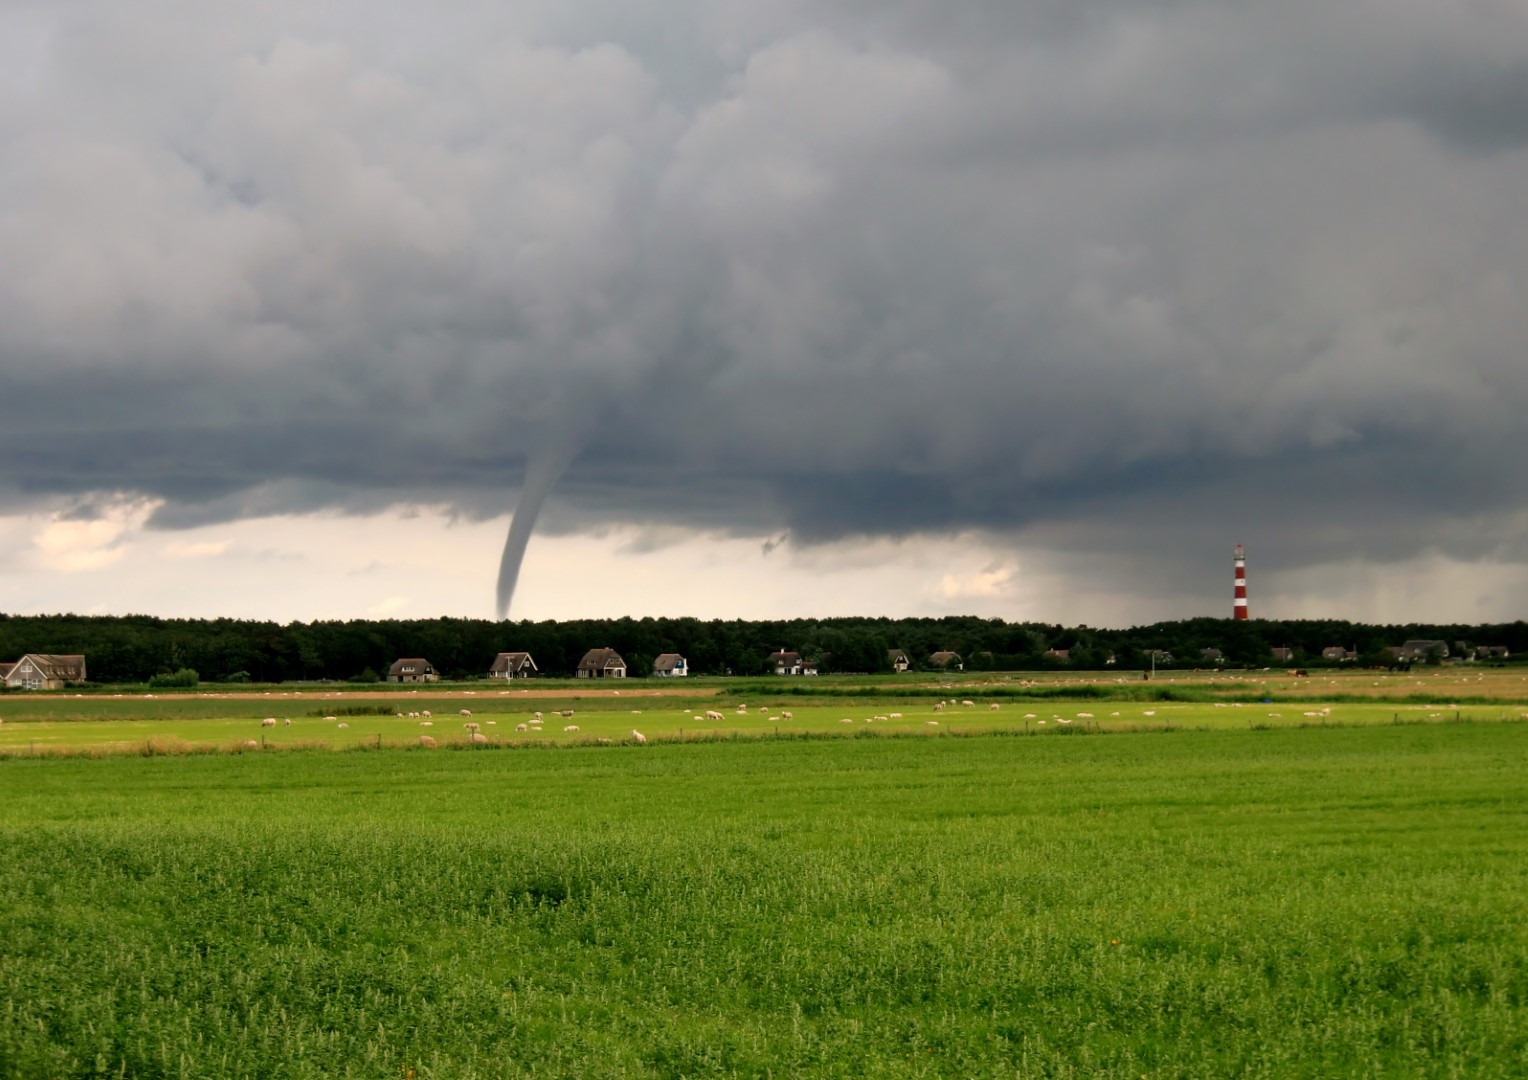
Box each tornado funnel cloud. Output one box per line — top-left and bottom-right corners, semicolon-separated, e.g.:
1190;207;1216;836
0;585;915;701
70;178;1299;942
495;441;578;619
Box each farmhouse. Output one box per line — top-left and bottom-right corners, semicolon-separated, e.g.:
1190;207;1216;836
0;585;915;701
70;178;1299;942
577;647;627;679
652;653;688;677
1200;647;1224;663
1271;646;1295;663
888;649;911;673
488;651;538;678
1322;646;1358;662
1;654;87;690
769;650;804;676
387;658;439;683
1476;645;1510;660
927;651;963;671
1044;648;1070;662
1398;639;1449;662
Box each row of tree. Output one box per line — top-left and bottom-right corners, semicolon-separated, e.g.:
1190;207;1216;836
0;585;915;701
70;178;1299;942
0;612;1522;684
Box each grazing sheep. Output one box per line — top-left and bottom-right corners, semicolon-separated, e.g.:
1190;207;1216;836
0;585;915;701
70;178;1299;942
419;735;437;748
261;717;277;727
781;711;793;720
631;710;643;715
420;720;433;727
737;705;748;714
933;703;944;712
1077;712;1094;719
323;715;337;722
1143;710;1157;717
534;711;543;721
421;710;431;718
989;703;1000;711
459;709;473;717
597;737;612;745
464;721;480;732
516;723;528;732
337;722;349;730
706;710;723;721
564;725;579;732
1056;717;1073;725
560;709;575;718
693;715;704;722
471;732;488;744
874;715;888;722
927;720;940;726
768;716;780;723
839;718;854;724
1024;713;1036;719
888;712;902;719
631;730;647;744
962;700;976;708
396;712;405;719
241;739;258;750
283;718;291;726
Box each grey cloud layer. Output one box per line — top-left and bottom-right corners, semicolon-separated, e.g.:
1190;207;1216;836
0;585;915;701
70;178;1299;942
3;0;1528;583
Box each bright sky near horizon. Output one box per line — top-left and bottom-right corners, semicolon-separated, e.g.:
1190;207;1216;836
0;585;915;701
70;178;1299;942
3;1;1527;625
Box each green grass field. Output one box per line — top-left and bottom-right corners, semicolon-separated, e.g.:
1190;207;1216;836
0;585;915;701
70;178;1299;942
3;722;1526;1077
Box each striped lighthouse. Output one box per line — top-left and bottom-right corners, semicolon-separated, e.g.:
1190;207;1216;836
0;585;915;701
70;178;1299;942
1233;544;1248;620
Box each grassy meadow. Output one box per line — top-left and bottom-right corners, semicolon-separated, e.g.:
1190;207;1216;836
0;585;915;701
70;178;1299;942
2;670;1527;1076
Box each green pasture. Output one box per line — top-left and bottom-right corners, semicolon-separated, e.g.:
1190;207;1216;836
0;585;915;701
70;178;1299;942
3;725;1526;1077
2;683;1525;753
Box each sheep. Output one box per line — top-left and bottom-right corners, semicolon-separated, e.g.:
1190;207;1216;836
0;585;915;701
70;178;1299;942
396;712;405;719
1143;710;1157;717
888;712;902;719
933;703;945;712
534;711;543;721
736;705;748;714
839;718;854;724
337;722;349;730
283;718;292;726
241;739;259;750
323;715;337;722
1024;713;1036;719
419;735;437;748
781;711;793;720
768;716;781;723
693;715;704;722
927;720;940;726
1077;712;1094;719
419;720;433;727
564;725;579;732
261;717;277;728
989;703;1000;711
706;710;724;721
421;710;432;718
463;721;480;732
459;709;473;717
874;715;888;722
470;731;489;744
560;709;575;718
597;737;612;745
631;730;647;744
962;700;976;708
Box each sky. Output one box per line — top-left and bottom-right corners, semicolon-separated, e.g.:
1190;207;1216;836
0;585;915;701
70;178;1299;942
3;0;1527;626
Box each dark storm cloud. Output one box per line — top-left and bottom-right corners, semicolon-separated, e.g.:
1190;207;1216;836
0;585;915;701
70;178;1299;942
3;0;1528;600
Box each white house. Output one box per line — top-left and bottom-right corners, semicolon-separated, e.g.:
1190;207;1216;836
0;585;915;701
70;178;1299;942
387;658;439;683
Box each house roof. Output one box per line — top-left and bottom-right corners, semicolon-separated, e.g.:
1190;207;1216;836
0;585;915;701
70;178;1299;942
489;651;536;673
888;649;910;661
928;651;961;665
653;653;685;672
0;662;15;680
769;650;801;663
15;654;86;681
578;647;625;671
387;657;434;676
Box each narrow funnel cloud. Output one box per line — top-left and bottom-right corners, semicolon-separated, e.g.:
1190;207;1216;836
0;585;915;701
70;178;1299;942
495;436;581;619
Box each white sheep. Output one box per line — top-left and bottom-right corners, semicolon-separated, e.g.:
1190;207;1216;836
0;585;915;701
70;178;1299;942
989;703;1000;711
737;705;748;714
464;721;480;732
241;739;258;750
888;712;902;719
692;715;704;722
534;711;543;721
516;723;528;732
261;717;276;728
420;720;433;727
471;732;488;744
631;730;647;744
933;703;944;712
927;720;940;726
323;715;337;722
768;716;780;723
421;710;431;718
337;722;349;729
560;709;575;718
459;709;473;717
839;718;854;724
283;718;291;726
1024;713;1036;719
706;710;723;721
962;700;976;708
564;725;579;732
419;735;437;748
781;711;793;720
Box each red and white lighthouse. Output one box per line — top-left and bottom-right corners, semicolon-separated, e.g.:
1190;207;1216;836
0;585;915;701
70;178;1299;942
1233;544;1248;620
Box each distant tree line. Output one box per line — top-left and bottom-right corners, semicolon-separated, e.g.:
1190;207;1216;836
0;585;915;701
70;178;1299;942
0;612;1523;685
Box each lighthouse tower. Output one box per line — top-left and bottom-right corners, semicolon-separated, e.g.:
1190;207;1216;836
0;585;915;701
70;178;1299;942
1233;544;1248;620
